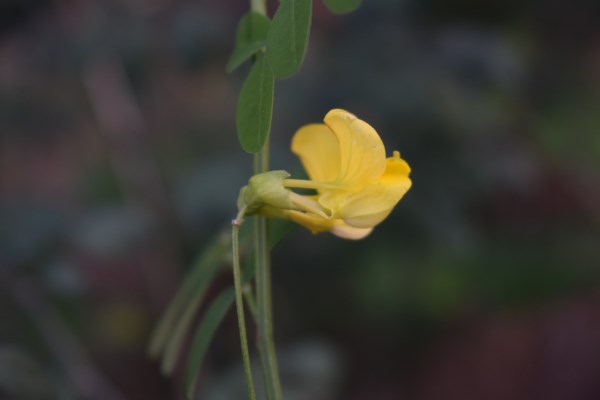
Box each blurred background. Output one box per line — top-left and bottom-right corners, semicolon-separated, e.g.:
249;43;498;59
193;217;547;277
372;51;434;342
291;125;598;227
1;0;600;399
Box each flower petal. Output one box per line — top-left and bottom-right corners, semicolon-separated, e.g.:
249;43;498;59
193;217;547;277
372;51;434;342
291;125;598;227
338;153;412;228
324;109;386;189
291;123;340;183
284;210;334;234
330;224;373;240
283;210;372;240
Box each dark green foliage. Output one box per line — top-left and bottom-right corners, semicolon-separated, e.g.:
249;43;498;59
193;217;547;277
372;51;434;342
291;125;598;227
236;56;274;153
266;0;312;79
227;12;270;73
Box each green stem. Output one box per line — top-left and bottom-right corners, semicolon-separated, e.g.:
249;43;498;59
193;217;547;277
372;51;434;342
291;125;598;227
250;0;282;398
254;146;283;400
255;209;282;400
232;210;257;400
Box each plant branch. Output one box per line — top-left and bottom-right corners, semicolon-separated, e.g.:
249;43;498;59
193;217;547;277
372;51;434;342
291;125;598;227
246;0;282;398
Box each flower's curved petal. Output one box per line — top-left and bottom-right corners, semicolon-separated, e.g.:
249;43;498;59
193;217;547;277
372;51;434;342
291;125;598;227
283;210;334;234
283;210;372;240
330;224;373;240
380;151;411;181
291;123;340;183
338;154;412;228
324;109;386;189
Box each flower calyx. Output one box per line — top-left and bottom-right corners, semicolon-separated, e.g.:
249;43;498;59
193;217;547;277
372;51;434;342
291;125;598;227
237;170;293;216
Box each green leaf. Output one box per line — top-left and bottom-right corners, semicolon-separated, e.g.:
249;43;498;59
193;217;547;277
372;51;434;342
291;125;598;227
236;55;274;153
227;12;271;73
147;231;230;374
160;289;207;374
226;41;266;73
266;0;312;79
322;0;362;14
185;288;236;399
236;11;271;48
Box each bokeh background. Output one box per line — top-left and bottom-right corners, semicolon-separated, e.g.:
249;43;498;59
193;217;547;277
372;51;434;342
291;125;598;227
1;0;600;399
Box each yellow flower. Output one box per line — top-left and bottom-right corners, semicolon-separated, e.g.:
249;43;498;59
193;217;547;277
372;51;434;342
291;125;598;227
240;109;412;239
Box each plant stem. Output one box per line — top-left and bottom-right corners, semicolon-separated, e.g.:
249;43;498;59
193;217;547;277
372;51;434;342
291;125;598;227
254;137;283;400
255;205;282;400
250;0;282;398
232;210;257;400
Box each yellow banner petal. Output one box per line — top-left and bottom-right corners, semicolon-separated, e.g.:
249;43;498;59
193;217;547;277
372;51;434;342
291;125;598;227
324;109;386;190
291;123;340;183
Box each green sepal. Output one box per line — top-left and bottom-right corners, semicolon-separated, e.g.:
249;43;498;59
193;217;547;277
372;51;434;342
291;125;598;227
238;170;292;214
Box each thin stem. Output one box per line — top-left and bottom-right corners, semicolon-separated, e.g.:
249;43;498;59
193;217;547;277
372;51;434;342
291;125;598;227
232;210;257;400
250;0;282;398
255;211;282;400
254;143;283;400
252;79;283;400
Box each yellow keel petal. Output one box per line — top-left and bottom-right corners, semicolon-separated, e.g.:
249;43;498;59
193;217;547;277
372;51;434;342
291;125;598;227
330;224;373;240
338;155;412;228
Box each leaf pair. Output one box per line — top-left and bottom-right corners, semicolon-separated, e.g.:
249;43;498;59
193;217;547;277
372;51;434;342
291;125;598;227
227;0;313;78
226;12;270;74
232;0;312;154
227;0;362;74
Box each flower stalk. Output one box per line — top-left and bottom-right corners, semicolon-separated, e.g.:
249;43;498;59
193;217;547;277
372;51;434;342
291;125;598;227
231;209;256;400
250;0;283;398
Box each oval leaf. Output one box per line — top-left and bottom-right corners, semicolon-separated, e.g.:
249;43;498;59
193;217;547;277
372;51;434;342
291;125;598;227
185;288;236;399
236;11;270;48
227;12;271;73
322;0;362;14
236;56;274;153
226;41;266;73
266;0;312;79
